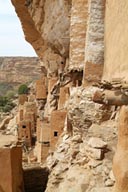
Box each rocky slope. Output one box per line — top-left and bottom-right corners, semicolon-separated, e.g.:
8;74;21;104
45;87;117;192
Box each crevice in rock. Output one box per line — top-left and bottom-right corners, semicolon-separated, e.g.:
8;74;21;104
23;167;49;192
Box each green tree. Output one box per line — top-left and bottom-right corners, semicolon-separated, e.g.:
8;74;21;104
18;84;29;95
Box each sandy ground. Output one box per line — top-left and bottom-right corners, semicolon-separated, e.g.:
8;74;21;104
0;131;17;148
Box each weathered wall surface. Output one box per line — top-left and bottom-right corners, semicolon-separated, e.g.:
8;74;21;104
103;0;128;81
113;106;128;192
69;0;88;70
84;0;105;84
85;0;105;65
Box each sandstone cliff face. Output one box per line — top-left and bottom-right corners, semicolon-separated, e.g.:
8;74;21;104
0;57;40;84
11;0;71;75
103;0;128;81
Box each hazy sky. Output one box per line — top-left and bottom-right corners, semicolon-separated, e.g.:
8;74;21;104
0;0;37;56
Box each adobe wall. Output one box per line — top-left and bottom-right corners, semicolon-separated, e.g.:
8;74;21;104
36;120;50;162
35;143;50;163
36;120;50;143
36;78;47;100
103;0;128;82
11;147;24;192
17;99;37;147
48;77;58;93
18;120;32;147
113;106;128;192
40;122;50;143
36;118;42;142
24;101;37;115
0;148;12;192
19;94;28;105
50;110;67;150
58;87;70;110
0;146;24;192
24;112;36;133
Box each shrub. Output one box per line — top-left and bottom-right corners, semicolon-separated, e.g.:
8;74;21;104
0;96;8;106
6;90;16;99
18;84;29;95
3;104;14;113
0;96;16;112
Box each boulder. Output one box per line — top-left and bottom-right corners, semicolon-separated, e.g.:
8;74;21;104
88;137;107;149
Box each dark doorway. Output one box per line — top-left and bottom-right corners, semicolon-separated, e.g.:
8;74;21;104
23;167;49;192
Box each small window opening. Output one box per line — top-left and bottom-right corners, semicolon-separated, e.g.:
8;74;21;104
54;131;58;137
22;125;26;129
